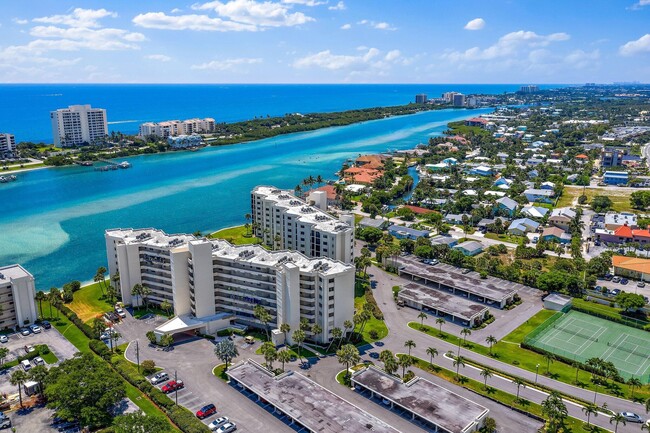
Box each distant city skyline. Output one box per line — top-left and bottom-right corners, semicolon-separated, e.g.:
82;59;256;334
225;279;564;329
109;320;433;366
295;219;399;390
0;0;649;84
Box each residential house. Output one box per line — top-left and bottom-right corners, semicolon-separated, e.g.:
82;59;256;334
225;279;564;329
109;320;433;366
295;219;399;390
465;117;488;128
358;217;389;230
444;213;471;224
441;157;458;166
477;217;507;229
468;165;493;176
343;166;382;185
388;225;430;240
603;171;628;186
495;196;518;216
484;191;506;198
494;177;513;189
528;169;539;179
542;227;572;244
309;185;340;207
575;154;589;164
526;158;544;166
521;205;549;219
508;218;540;236
566;174;579;183
430;235;458;248
540;181;556;190
549;207;577;232
453;240;484;256
523;188;555;204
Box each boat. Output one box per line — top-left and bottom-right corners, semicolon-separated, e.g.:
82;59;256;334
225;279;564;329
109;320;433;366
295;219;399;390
118;161;131;169
0;175;17;183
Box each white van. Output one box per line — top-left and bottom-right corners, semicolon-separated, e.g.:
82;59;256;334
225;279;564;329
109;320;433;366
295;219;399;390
20;360;31;371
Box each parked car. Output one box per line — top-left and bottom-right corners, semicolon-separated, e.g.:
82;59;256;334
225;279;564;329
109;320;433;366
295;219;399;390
215;422;237;433
33;356;45;366
0;417;10;428
20;360;31;371
532;237;539;244
604;273;613;281
461;268;471;274
0;335;7;344
594;286;602;292
41;320;51;329
150;372;169;385
611;289;621;296
369;352;379;359
594;240;601;246
161;380;184;393
115;307;127;318
430;259;439;265
612;276;621;283
24;344;35;353
196;404;217;419
29;324;41;334
208;417;230;431
637;281;645;288
20;328;30;336
619;412;643;423
620;278;629;285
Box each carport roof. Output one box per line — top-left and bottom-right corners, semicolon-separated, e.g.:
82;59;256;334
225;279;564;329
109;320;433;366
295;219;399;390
155;313;232;335
399;283;489;320
227;360;400;433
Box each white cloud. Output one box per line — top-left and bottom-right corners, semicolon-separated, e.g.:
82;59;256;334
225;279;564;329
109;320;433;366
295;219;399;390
193;0;314;27
340;23;351;30
146;54;172;62
464;18;485;31
328;1;346;10
292;47;405;73
564;49;600;68
619;34;650;56
357;19;396;31
133;12;256;31
630;0;650;9
384;49;400;61
443;30;570;62
171;8;183;13
191;57;262;70
12;18;28;25
33;8;117;28
281;0;325;5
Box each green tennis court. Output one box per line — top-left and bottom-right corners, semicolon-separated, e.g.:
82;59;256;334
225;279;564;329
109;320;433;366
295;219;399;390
526;310;650;382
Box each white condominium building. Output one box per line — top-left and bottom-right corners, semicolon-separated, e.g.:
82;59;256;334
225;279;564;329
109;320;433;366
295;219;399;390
0;265;38;329
105;228;354;344
251;186;354;264
50;105;108;147
0;133;16;155
139;118;215;138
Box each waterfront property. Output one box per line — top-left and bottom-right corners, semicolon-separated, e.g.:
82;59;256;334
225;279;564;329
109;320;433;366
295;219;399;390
227;359;400;433
139;117;215;138
50;104;107;147
397;258;518;308
0;133;16;156
105;228;354;344
398;282;489;327
251;186;354;264
167;134;203;148
0;264;38;329
351;366;489;433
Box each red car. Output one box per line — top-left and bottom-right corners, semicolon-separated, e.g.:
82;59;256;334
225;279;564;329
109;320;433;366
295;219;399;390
196;404;216;419
161;380;184;393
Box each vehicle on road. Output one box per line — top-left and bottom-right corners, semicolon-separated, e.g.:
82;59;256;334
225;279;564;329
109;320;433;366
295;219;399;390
0;335;7;343
161;380;184;393
461;268;471;274
150;372;169;385
619;412;643;423
532;236;539;243
208;417;230;431
215;422;237;433
20;328;30;336
29;324;42;334
196;404;217;419
0;417;10;429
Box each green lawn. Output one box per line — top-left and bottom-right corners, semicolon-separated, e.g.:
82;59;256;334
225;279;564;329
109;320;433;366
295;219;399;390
68;280;114;323
558;187;634;212
41;349;59;364
208;225;262;245
354;281;388;343
572;298;649;326
410;310;650;401
484;232;526;245
213;364;229;381
255;344;317;359
1;162;46;172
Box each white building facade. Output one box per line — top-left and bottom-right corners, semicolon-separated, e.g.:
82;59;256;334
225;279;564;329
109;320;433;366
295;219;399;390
105;228;354;343
0;133;16;155
50;105;108;147
139;118;215;138
0;265;38;329
251;186;354;264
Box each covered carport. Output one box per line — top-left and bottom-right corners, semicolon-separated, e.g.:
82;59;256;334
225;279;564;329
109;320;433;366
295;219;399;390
153;312;233;342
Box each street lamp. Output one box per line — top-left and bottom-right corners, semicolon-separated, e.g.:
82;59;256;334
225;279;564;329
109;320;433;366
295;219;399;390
535;364;540;384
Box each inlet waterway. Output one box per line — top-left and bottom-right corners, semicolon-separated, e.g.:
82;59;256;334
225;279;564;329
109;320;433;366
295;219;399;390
0;107;491;289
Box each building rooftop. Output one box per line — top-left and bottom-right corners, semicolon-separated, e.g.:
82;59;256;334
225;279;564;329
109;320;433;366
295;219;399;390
397;259;519;302
253;186;353;235
454;240;484;251
613;255;650;274
399;282;488;320
387;225;430;237
604;212;637;228
105;228;196;249
0;264;33;283
228;360;400;433
351;367;488;433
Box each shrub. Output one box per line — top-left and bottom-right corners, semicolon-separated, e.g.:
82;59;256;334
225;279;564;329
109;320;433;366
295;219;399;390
90;339;112;360
369;330;379;339
141;360;156;375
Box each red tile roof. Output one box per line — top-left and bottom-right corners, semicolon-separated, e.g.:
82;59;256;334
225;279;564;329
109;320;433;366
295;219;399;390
314;185;337;200
614;224;633;238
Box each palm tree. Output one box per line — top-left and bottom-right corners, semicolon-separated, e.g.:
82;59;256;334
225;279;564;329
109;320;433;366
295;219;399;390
544;352;555;375
277;349;292;372
398;355;414;378
609;413;626;433
160;299;172;316
645;397;650;414
460;328;471;345
513;377;526;401
337;344;360;381
261;342;277;371
435;317;445;335
214;339;239;371
628;377;642;400
0;348;8;367
245;213;252;236
35;291;47;318
404;340;416;357
315;175;323;187
572;361;581;384
106;285;118;307
426;347;438;366
131;284;143;309
453;356;466;379
47;288;59;318
28;365;48;398
328;327;342;353
417;311;428;328
91;317;105;339
10;370;28;407
343;319;353;343
480;368;493;389
140;286;151;309
254;305;272;341
582;403;598;427
311;323;322;342
94;266;107;296
293;329;306;364
280;323;291;345
485;335;497;355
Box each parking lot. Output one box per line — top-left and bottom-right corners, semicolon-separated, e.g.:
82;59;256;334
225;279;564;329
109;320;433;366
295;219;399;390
6;405;60;433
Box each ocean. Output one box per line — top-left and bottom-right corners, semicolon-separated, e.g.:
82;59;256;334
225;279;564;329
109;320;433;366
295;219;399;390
0;84;551;289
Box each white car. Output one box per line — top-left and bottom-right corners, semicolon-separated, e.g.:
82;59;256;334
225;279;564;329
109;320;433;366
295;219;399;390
209;417;229;431
24;344;35;353
619;412;643;423
0;335;7;343
20;328;30;336
29;325;42;334
150;372;169;385
115;307;127;318
215;422;237;433
33;356;45;365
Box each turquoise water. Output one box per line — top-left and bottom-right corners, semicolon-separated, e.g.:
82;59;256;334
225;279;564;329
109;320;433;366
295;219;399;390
0;107;491;289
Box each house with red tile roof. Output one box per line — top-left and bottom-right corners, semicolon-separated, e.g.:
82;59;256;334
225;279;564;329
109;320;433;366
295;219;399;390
612;255;650;281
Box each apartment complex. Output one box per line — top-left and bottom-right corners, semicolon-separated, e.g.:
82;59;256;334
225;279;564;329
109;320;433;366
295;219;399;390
0;265;38;329
50;105;108;147
105;228;354;343
251;186;354;264
0;133;16;156
139;118;215;138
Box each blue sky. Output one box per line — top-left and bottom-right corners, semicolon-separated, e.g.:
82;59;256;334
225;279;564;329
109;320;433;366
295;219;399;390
1;0;649;83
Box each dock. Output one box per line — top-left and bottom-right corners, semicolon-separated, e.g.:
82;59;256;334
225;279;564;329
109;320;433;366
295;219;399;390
94;159;132;171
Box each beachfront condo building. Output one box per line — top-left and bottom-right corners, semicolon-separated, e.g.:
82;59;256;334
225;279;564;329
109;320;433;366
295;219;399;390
138;118;215;138
105;228;354;344
50;104;108;147
0;133;16;156
0;265;38;329
251;186;354;264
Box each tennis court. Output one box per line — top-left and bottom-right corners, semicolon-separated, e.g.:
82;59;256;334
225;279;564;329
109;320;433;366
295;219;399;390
526;310;650;382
